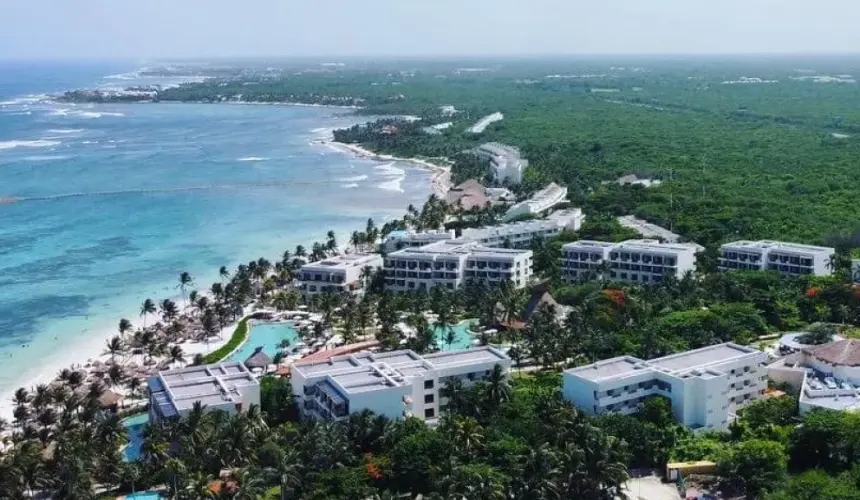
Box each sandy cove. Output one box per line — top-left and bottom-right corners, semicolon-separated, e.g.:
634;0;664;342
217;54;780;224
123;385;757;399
320;139;452;198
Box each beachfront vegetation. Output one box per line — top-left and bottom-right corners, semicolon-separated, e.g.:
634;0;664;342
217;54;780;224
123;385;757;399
16;57;860;497
201;317;249;364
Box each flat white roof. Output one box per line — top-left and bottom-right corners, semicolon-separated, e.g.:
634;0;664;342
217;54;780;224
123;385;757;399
565;343;761;382
614;239;699;254
649;343;755;372
721;240;834;255
148;361;258;416
294;346;509;394
300;253;381;271
563;240;617;249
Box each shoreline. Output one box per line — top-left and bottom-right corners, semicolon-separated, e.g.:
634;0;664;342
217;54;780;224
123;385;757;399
0;119;450;422
319;139;452;198
0;303;238;423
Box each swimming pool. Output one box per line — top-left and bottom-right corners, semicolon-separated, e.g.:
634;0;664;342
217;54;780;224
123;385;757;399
121;413;148;462
228;321;300;362
434;321;475;350
120;492;161;500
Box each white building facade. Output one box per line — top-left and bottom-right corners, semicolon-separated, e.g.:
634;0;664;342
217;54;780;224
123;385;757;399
768;339;860;414
147;362;261;423
561;239;698;285
291;347;511;424
382;230;458;254
383;239;533;292
504;182;568;220
718;240;834;277
462;208;584;249
474;142;528;185
562;343;767;429
296;253;383;298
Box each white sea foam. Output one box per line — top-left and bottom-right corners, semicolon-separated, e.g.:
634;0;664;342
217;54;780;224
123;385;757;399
341;183;359;188
76;111;125;119
21;155;71;162
374;162;406;176
0;140;61;150
104;71;141;80
81;140;99;144
339;174;368;182
0;94;49;106
377;178;405;192
237;156;269;162
46;128;84;134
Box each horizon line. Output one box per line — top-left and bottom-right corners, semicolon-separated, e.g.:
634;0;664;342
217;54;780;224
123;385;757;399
4;51;860;63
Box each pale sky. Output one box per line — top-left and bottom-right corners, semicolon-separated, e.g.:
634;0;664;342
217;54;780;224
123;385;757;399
3;0;860;59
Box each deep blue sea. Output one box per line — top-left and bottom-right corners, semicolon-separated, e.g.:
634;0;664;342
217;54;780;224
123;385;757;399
0;61;431;398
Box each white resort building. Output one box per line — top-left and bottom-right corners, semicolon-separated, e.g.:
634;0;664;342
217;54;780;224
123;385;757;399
718;240;834;277
382;229;458;254
296;253;383;298
562;343;767;429
291;347;511;424
561;239;699;284
147;362;261;423
504;182;568;220
383;239;533;292
474;142;528;185
769;339;860;414
461;208;584;248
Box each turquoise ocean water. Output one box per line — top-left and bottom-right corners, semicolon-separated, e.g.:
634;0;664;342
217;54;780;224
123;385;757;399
0;62;432;398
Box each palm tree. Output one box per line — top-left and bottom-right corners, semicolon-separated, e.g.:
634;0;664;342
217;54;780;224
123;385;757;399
178;272;194;310
160;299;179;323
118;318;133;336
220;265;230;283
294;244;307;259
12;387;29;407
447;415;484;457
126;376;144;401
267;449;303;500
103;336;125;363
326;230;338;254
485;364;511;407
106;364;126;390
140;298;156;328
31;384;52;412
168;345;186;367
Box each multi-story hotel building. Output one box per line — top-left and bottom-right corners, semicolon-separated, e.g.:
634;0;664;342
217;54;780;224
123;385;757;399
561;239;698;284
562;343;767;429
147;362;260;423
560;240;616;282
383;239;532;292
504;182;568;220
382;229;458;253
291;347;511;424
461;208;584;249
296;253;383;298
474;142;528;185
718;240;834;277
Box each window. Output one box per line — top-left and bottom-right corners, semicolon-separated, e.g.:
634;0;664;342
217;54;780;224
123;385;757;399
424;394;434;404
424;408;435;419
424;380;434;390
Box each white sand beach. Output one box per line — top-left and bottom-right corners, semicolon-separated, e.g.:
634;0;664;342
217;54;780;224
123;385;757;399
0;308;238;423
321;139;452;198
